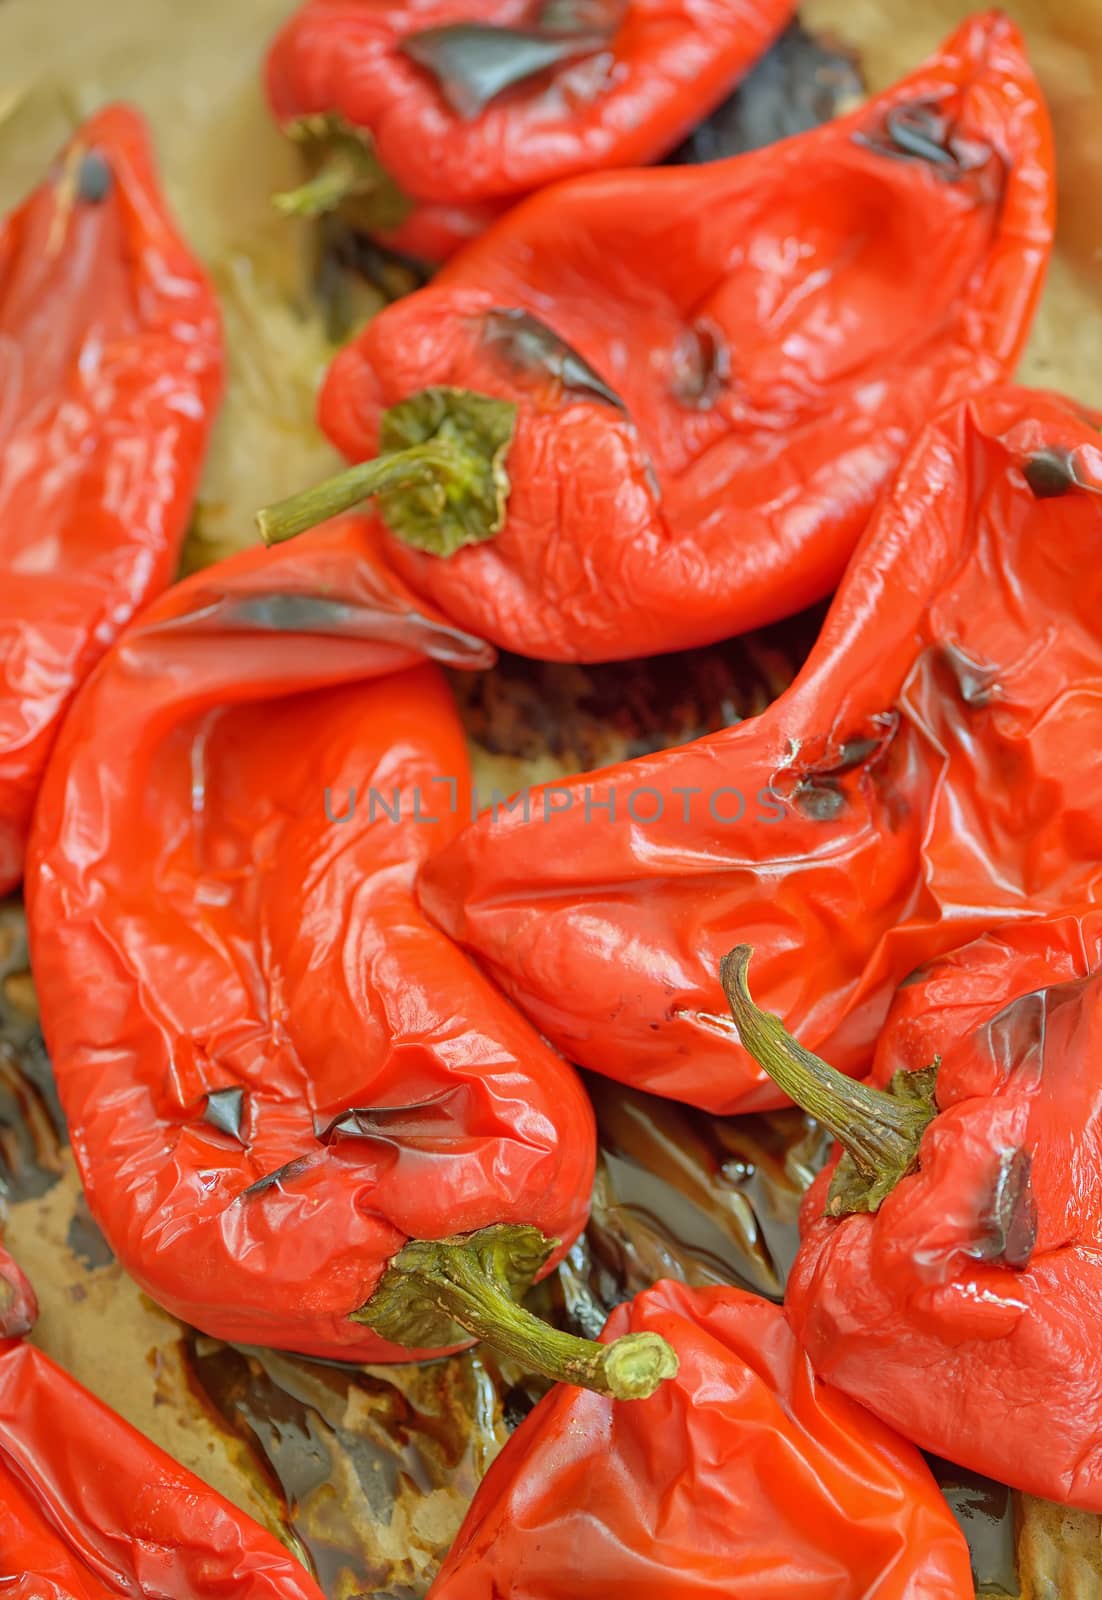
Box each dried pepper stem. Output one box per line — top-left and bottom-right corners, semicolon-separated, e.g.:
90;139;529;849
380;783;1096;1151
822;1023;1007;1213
257;444;459;544
354;1225;679;1400
256;386;517;557
720;946;938;1213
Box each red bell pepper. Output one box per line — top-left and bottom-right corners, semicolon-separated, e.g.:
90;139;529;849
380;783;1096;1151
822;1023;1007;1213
722;911;1102;1511
0;1247;327;1597
428;1279;973;1598
25;516;674;1397
415;385;1102;1113
0;107;223;895
259;13;1053;662
266;0;797;260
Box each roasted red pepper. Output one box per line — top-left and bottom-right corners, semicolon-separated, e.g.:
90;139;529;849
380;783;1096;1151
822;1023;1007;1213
428;1279;973;1597
0;1247;327;1597
0;107;223;895
265;0;797;260
722;912;1102;1511
415;386;1102;1113
260;14;1053;662
25;516;674;1397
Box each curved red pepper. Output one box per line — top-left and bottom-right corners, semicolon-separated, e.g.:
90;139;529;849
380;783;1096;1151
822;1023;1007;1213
25;517;599;1366
0;107;223;895
0;1275;325;1596
299;13;1052;659
266;0;796;259
428;1279;973;1598
419;386;1102;1113
724;911;1102;1511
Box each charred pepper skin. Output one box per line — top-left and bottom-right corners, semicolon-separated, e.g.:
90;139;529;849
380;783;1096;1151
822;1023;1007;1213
428;1280;973;1599
24;516;599;1366
0;107;224;894
265;0;797;260
419;387;1102;1114
310;13;1052;660
727;913;1102;1512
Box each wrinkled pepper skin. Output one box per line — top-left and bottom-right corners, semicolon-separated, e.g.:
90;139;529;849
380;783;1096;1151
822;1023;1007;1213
266;0;796;260
321;13;1052;660
0;107;223;894
782;910;1102;1511
421;387;1102;1114
428;1280;973;1599
0;1343;326;1597
25;515;596;1362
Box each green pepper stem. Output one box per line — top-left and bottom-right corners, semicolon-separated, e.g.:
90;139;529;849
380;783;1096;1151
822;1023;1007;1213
256;444;459;545
720;946;931;1189
273;154;368;219
355;1228;679;1400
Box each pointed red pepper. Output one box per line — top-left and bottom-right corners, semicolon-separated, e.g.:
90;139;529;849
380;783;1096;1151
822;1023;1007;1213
261;14;1053;662
415;386;1102;1113
265;0;798;259
0;107;223;894
0;1247;326;1597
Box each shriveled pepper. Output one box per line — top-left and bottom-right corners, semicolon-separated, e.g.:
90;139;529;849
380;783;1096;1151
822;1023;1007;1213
428;1279;973;1598
0;106;224;895
415;386;1102;1113
259;14;1053;662
722;914;1102;1511
25;516;675;1398
0;1247;327;1597
265;0;797;261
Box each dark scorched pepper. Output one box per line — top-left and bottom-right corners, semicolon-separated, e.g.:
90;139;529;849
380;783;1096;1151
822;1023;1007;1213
0;106;223;894
428;1279;973;1598
260;13;1053;661
25;516;675;1396
265;0;798;261
416;386;1102;1113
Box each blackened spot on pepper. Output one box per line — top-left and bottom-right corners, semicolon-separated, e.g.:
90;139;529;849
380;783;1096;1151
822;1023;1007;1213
400;25;606;121
941;642;1002;708
241;1156;314;1198
1023;448;1081;499
317;1090;464;1147
974;1147;1037;1269
481;307;626;413
792;779;846;821
76;151;113;204
854;99;993;180
671;321;730;411
203;1087;247;1144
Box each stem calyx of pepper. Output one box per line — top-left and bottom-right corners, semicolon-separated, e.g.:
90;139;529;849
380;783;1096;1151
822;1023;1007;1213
273;114;414;228
256;387;517;555
720;946;938;1216
353;1223;679;1400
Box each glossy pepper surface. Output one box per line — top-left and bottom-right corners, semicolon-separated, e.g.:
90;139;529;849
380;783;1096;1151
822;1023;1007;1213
723;912;1102;1511
0;106;223;895
265;0;797;260
418;386;1102;1113
264;13;1053;661
0;1251;326;1598
24;515;678;1395
428;1279;973;1598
